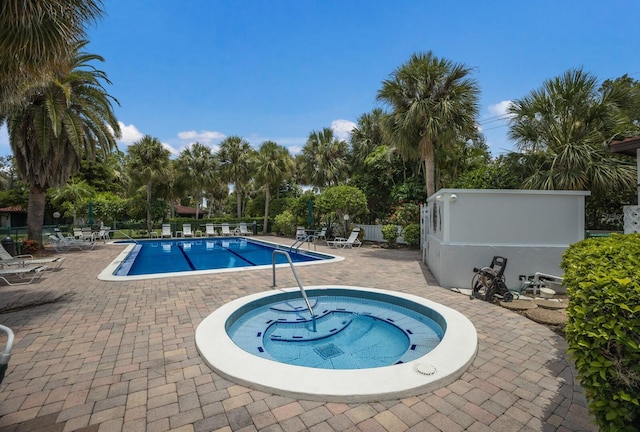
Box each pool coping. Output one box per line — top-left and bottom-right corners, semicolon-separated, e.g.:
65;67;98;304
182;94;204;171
97;237;343;281
195;285;478;403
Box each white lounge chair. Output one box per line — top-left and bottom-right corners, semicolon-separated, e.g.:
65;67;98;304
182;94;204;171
48;235;95;252
92;227;110;241
161;224;172;238
0;264;47;285
314;226;327;241
205;223;216;237
221;223;233;236
327;227;362;248
238;222;251;236
0;245;64;271
183;224;194;237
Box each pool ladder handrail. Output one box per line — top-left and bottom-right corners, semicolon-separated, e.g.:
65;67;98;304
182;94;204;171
290;234;316;252
271;249;316;332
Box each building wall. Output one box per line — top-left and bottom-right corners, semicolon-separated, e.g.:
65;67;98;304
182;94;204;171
423;189;589;289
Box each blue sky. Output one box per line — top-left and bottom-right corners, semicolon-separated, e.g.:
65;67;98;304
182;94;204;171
2;0;640;158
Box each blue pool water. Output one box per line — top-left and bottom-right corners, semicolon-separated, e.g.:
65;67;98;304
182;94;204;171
114;238;331;276
226;288;445;369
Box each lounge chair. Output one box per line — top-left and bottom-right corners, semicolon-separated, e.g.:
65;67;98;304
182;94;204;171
161;224;172;238
221;223;233;236
92;227;110;241
72;227;83;239
0;245;64;271
205;223;216;237
296;227;306;240
327;227;362;248
238;222;252;236
183;224;194;237
314;226;327;241
0;264;47;285
48;235;95;252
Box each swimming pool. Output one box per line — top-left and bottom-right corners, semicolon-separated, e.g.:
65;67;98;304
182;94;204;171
98;237;341;281
196;286;478;402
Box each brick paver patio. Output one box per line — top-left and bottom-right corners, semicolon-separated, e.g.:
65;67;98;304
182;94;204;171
0;236;597;431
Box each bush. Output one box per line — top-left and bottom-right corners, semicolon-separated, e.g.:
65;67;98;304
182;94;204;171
273;210;295;237
21;239;40;253
560;234;640;431
381;224;400;248
402;223;420;248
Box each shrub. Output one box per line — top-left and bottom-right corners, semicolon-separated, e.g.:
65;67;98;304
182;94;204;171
273;210;295;237
402;223;420;248
381;224;400;248
21;239;40;254
560;234;640;431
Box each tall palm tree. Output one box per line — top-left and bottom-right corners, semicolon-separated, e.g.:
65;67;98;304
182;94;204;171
174;143;219;219
508;68;637;195
300;128;348;190
3;42;120;241
0;0;105;114
254;141;294;234
218;136;255;218
127;136;172;233
377;51;481;198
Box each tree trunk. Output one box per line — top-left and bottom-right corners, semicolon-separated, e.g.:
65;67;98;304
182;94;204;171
27;184;47;244
146;181;152;233
263;185;270;234
422;139;436;198
236;182;242;218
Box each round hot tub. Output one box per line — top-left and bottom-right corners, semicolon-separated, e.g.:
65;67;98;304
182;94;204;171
196;286;477;402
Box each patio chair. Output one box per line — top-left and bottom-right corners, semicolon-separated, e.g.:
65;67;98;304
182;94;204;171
327;227;362;248
314;226;327;241
238;222;252;236
183;224;194;237
296;227;306;240
92;227;110;241
48;235;95;252
0;324;13;385
205;223;216;237
161;224;172;238
0;264;48;285
221;223;233;236
0;244;64;271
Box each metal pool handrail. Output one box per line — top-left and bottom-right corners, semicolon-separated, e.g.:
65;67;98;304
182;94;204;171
271;249;316;332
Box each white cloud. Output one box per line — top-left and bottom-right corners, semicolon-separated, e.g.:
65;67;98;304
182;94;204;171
488;100;514;118
114;121;144;146
331;119;356;141
177;130;226;145
162;142;181;156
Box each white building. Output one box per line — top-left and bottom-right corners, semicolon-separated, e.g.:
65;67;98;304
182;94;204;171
422;189;589;290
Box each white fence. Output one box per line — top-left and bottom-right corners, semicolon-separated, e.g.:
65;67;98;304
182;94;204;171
355;224;406;244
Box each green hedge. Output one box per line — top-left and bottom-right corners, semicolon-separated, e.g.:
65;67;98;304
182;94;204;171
561;234;640;431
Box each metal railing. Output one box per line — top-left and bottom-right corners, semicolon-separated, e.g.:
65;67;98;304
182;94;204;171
271;249;316;332
290;234;316;252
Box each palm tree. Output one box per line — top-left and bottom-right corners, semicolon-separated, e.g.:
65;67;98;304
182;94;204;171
3;42;120;241
300;128;348;190
254;141;294;234
218;136;255;218
174;143;219;219
508;68;637;195
0;0;104;114
127;136;172;233
50;179;94;226
377;51;481;198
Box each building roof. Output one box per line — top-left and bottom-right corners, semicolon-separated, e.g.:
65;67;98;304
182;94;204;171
174;205;199;216
0;205;26;213
609;136;640;157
